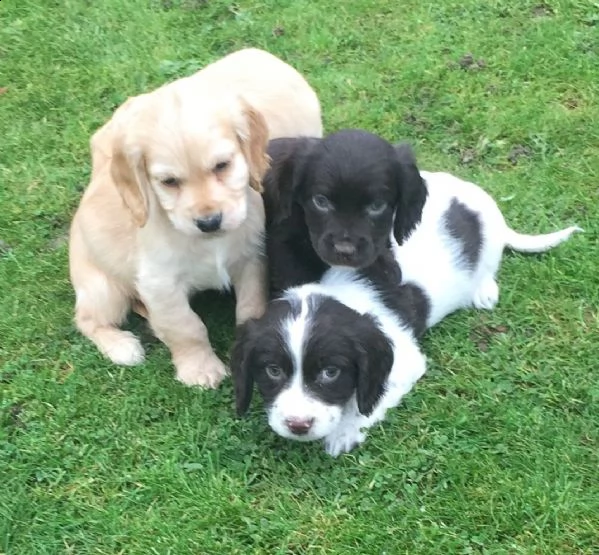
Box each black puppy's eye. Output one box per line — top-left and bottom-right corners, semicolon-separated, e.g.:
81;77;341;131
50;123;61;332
214;160;230;172
312;194;332;212
265;364;284;381
161;177;180;187
318;366;341;384
367;200;388;216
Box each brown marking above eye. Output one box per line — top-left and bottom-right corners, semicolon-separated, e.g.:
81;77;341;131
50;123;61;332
214;160;231;172
161;176;180;187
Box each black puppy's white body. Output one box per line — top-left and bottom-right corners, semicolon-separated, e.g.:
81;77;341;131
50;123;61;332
233;162;580;456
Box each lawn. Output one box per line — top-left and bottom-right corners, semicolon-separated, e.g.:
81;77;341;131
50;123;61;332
1;0;598;553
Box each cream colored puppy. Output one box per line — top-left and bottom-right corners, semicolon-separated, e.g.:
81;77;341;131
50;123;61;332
69;48;323;387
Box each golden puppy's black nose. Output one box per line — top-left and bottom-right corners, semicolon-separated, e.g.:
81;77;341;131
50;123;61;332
195;213;222;233
285;416;314;435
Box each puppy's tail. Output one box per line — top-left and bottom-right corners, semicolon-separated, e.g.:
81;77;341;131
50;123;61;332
505;225;582;253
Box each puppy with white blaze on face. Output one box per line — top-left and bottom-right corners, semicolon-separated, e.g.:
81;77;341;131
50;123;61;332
231;275;429;457
231;141;581;456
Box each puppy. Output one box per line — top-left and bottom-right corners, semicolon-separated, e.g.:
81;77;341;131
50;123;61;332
262;130;428;297
69;48;323;387
232;144;580;455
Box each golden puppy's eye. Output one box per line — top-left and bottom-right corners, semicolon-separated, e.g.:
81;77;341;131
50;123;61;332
161;177;180;187
214;160;230;173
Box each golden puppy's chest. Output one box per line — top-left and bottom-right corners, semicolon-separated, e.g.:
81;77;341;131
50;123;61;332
167;238;237;293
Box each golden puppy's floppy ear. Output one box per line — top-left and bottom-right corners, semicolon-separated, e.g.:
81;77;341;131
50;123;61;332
235;99;270;193
109;126;150;227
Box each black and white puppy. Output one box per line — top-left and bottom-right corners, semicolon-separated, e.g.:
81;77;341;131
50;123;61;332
262;130;428;297
233;145;581;456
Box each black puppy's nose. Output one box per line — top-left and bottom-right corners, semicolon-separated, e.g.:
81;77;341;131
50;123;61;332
333;241;356;256
194;213;222;233
285;417;314;435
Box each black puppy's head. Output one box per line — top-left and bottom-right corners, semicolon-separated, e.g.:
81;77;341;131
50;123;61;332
277;130;427;268
230;293;394;441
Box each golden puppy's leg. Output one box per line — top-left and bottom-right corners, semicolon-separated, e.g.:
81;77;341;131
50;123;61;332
139;287;227;388
70;248;144;366
230;256;268;324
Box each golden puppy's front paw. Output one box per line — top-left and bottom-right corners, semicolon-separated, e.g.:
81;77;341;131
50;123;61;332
103;331;145;366
175;351;228;389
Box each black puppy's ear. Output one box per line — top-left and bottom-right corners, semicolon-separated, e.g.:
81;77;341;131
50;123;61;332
230;321;256;416
354;315;394;416
263;137;320;224
392;142;428;245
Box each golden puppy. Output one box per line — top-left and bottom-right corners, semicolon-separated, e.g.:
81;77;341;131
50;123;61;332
69;48;323;387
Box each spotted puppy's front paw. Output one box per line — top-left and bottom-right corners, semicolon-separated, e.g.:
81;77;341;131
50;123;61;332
324;426;366;457
472;276;499;310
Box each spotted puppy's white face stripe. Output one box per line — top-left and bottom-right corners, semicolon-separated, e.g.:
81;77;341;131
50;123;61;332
266;293;345;442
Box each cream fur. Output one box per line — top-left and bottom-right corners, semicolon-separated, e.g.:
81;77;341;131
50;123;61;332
69;48;323;387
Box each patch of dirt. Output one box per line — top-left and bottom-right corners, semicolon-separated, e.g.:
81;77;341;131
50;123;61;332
562;203;588;220
507;144;532;165
562;96;580;110
531;4;554;17
459;148;477;165
455;53;487;71
272;26;285;37
470;323;509;352
0;87;7;96
403;112;429;132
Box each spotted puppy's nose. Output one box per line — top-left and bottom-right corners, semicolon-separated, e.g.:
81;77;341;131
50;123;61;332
333;241;356;256
285;416;314;435
195;213;222;233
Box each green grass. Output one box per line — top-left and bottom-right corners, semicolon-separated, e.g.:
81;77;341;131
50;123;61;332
1;0;598;552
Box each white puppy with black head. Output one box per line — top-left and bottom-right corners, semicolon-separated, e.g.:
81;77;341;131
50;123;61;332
232;142;580;456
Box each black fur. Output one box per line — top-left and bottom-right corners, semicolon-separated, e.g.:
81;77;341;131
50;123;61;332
231;299;298;416
230;294;394;418
392;143;429;245
444;197;482;270
263;130;428;298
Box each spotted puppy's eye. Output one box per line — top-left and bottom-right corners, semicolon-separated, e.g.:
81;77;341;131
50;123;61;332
367;200;388;216
214;160;230;172
265;364;285;381
317;366;341;384
161;177;180;187
312;194;333;212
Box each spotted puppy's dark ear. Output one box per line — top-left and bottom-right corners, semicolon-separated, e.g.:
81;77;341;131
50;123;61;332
392;142;428;245
230;321;257;416
354;315;394;416
263;137;320;225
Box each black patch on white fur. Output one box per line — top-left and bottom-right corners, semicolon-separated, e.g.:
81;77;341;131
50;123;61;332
302;296;394;414
356;247;430;338
231;298;298;415
444;197;482;269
